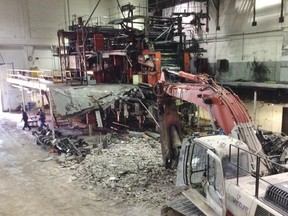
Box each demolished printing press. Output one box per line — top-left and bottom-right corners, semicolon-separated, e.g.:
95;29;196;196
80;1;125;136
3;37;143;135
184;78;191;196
32;83;162;161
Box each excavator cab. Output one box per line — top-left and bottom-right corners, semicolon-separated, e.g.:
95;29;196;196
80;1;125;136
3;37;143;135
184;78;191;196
168;135;252;216
177;137;227;215
163;136;287;216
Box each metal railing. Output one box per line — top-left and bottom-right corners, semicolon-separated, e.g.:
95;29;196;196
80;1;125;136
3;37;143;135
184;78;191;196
229;144;287;198
6;69;67;84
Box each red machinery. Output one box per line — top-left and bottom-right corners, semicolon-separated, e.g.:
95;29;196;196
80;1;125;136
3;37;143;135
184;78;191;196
157;69;269;171
137;49;161;86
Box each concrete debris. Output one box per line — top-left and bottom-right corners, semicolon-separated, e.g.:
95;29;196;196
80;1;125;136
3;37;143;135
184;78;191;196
33;126;176;207
50;84;138;117
61;133;176;207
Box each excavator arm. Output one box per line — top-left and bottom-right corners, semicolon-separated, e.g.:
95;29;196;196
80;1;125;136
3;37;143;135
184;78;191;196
157;69;270;171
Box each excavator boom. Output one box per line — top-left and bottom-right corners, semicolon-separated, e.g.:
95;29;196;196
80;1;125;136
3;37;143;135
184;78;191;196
158;69;270;171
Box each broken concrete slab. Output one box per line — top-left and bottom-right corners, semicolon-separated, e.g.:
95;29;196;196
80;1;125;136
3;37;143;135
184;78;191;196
49;84;138;117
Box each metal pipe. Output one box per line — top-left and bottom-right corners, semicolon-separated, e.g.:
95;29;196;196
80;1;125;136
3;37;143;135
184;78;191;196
85;0;101;27
67;0;70;26
252;0;257;26
64;0;67;29
116;0;125;19
216;0;220;30
164;68;178;75
279;0;284;23
57;35;63;82
61;35;67;79
206;0;209;32
137;98;160;128
236;147;240;186
155;26;170;41
255;156;260;198
112;121;129;128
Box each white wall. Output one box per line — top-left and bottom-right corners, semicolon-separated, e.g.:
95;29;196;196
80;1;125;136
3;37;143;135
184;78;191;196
0;0;91;70
197;100;285;134
86;0;148;28
0;0;286;77
0;0;148;70
88;0;148;18
244;101;283;133
162;0;288;82
201;0;288;82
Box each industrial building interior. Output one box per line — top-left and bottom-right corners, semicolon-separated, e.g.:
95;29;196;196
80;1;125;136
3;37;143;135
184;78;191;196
1;0;288;215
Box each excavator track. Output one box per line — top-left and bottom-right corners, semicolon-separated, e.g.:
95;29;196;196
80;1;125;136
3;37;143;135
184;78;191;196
162;194;205;216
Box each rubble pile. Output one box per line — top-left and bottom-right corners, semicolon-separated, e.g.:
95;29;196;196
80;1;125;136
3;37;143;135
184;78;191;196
71;133;177;207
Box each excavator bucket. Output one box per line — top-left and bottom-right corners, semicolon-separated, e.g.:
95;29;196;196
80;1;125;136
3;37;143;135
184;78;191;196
158;97;182;169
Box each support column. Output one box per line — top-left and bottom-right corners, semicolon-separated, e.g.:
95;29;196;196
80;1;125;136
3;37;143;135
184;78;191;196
88;124;93;136
253;90;257;127
21;86;25;109
48;89;55;139
40;89;44;111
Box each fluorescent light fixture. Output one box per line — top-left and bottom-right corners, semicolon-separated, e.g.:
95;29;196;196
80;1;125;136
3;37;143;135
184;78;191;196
256;0;281;9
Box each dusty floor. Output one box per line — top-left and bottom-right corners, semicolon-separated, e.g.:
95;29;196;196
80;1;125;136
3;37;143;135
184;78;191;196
0;112;161;216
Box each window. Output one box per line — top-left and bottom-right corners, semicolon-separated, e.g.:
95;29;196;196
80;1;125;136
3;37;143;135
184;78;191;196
208;153;225;197
189;143;208;186
222;153;249;179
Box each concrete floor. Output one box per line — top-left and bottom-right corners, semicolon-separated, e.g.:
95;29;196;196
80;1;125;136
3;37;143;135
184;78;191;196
0;112;158;216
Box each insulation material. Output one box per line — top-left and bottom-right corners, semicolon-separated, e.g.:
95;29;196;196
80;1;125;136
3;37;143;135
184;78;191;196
50;84;137;117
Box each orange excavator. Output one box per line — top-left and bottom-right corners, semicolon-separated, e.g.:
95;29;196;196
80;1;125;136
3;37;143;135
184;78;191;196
156;69;284;173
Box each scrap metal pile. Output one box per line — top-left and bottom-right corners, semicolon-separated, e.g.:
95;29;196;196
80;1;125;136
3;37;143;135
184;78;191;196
32;128;91;159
